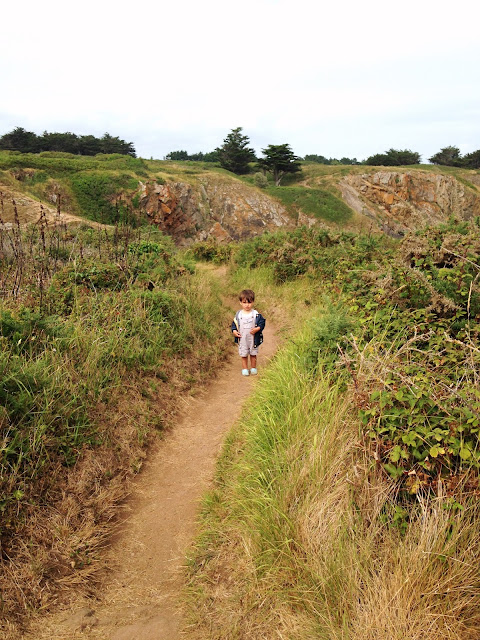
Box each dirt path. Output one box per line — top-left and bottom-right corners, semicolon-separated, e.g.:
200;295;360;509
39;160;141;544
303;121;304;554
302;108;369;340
24;300;279;640
0;186;107;228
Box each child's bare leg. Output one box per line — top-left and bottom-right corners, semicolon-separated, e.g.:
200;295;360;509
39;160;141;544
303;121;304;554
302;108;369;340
250;355;257;369
241;356;249;370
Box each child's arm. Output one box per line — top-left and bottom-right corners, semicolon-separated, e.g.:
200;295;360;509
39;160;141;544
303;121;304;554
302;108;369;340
253;313;266;334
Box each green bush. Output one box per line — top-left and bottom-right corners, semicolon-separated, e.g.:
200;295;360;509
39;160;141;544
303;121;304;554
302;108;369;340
51;259;128;291
236;227;358;282
358;306;480;487
188;240;234;264
253;172;268;189
69;172;139;224
306;305;355;375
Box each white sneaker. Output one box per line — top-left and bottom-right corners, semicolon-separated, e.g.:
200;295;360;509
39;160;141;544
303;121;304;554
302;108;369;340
250;368;258;375
242;369;250;376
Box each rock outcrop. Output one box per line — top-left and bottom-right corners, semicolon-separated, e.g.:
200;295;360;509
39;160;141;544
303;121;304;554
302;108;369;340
340;171;480;236
6;163;479;242
139;177;294;244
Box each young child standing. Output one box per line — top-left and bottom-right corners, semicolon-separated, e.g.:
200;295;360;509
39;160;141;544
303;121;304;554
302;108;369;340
231;289;266;376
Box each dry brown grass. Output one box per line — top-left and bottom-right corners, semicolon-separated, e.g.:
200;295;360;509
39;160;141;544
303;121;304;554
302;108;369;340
1;354;234;635
0;261;232;634
349;493;480;640
185;318;480;639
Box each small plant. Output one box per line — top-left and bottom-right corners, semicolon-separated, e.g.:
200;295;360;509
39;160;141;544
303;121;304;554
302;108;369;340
253;172;268;189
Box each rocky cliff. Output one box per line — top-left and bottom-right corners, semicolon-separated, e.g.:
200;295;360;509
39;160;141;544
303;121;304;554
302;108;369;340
142;170;480;243
139;177;294;244
4;159;480;242
339;171;480;236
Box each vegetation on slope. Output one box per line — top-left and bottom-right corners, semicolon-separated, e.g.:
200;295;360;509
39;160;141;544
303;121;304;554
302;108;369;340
0;151;233;226
186;223;480;639
2;150;479;240
0;218;231;632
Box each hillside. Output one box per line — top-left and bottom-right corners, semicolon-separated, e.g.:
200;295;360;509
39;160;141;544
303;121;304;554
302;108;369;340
182;226;480;639
1;174;479;637
1;152;480;242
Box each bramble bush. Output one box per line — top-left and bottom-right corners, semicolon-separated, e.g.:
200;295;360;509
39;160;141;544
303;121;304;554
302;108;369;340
236;222;480;493
341;222;480;490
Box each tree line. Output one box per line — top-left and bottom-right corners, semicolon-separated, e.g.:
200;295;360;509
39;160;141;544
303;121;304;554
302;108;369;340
0;127;136;157
167;129;480;179
3;126;479;173
307;147;478;168
428;145;480;169
165;150;219;162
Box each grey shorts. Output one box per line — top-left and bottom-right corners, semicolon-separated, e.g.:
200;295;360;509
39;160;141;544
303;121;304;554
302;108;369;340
238;334;258;357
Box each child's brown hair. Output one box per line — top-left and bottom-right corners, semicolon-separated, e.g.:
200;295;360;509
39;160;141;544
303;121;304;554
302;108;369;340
239;289;255;302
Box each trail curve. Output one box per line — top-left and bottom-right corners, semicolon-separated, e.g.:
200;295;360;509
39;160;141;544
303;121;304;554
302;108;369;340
24;291;280;640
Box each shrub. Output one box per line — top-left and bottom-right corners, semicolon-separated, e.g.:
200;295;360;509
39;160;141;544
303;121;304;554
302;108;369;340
188;240;234;264
253;172;268;189
69;172;139;224
188;240;233;264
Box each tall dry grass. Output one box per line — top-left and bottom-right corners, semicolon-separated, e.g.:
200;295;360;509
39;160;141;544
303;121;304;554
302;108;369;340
185;308;480;639
0;221;232;634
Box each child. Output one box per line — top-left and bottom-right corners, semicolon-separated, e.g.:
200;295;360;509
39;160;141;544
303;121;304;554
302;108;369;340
231;289;266;376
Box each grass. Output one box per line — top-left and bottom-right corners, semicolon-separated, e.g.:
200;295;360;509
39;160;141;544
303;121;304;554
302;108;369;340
265;185;353;224
0;222;233;632
185;299;480;639
2;155;480;635
0;150;148;175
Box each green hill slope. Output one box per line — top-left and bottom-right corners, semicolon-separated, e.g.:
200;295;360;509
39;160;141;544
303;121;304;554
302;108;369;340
2;151;479;243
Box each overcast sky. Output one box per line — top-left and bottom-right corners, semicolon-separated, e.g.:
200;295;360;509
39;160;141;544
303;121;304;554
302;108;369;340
1;0;479;162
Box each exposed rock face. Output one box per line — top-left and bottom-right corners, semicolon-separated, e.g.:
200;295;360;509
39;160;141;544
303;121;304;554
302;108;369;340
139;177;293;244
141;170;480;244
139;181;202;239
340;171;480;236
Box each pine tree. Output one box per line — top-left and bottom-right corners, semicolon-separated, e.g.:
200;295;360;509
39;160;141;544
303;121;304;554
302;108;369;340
257;144;301;186
216;127;256;175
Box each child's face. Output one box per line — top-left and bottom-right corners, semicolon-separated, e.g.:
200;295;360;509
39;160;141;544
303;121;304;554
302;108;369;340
240;298;253;312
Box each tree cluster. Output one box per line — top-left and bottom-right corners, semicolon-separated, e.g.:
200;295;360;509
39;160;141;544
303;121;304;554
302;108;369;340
303;154;360;165
257;144;301;186
429;146;480;169
165;150;219;162
213;128;301;185
0;127;136;157
364;148;421;166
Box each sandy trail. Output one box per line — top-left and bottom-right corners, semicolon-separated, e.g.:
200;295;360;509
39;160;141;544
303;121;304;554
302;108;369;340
25;299;279;640
0;186;107;228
